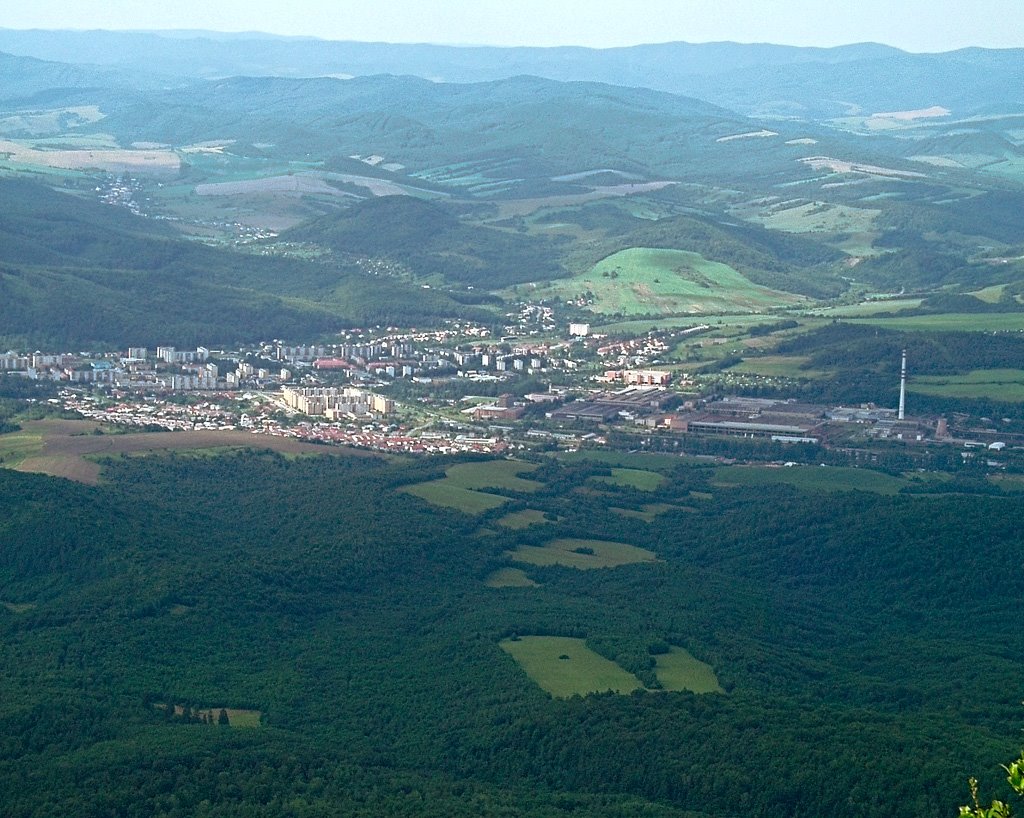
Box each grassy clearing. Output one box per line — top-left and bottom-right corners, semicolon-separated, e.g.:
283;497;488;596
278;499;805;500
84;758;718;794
2;601;36;614
500;636;644;697
590;468;665;491
169;705;262;727
485;568;539;588
654;647;724;694
401;482;509;514
591;314;781;335
497;509;551;529
0;431;44;467
713;465;907;495
402;460;542;514
753;201;880;234
970;285;1007;303
611;503;690;522
556;450;681;471
803;299;924;317
909;369;1024;402
443;460;542;492
849;314;1024;332
508;538;658;570
532;248;801;316
731;355;823;378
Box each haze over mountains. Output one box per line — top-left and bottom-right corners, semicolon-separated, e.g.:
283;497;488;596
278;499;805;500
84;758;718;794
1;28;1024;117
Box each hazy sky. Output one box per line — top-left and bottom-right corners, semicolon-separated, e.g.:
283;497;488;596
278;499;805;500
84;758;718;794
2;0;1022;52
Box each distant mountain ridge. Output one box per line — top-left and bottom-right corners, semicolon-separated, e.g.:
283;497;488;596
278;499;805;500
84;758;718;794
1;29;1022;117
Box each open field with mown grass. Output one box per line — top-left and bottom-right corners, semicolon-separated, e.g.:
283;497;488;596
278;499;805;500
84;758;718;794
731;355;824;378
401;482;509;514
402;460;543;514
804;298;923;317
484;568;539;588
0;430;44;467
654;647;724;694
712;465;909;495
6;420;373;484
909;369;1024;401
443;460;543;492
590;468;665;491
496;509;551;529
751;201;880;235
611;503;691;522
556;449;682;471
849;313;1024;332
500;636;644;697
508;538;658;570
530;248;802;316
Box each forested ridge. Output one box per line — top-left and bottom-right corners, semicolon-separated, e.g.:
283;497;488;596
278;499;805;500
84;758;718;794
1;450;1021;816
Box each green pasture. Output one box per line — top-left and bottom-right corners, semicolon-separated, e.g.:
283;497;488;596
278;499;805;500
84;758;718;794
805;299;923;317
556;449;681;471
712;465;908;495
500;636;644;697
753;201;879;235
0;431;43;467
508;538;658;570
533;248;802;316
400;482;509;514
2;601;36;614
654;647;724;694
909;369;1024;402
401;460;542;514
731;355;821;378
849;313;1024;332
590;468;665;491
485;568;539;588
611;503;688;522
443;460;543;492
970;285;1007;303
591;314;781;335
496;509;550;529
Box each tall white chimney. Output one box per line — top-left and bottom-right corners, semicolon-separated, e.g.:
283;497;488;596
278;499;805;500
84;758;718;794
898;349;907;421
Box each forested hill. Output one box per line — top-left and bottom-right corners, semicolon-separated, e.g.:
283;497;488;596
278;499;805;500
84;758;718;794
2;29;1023;117
0;180;488;347
287;196;569;288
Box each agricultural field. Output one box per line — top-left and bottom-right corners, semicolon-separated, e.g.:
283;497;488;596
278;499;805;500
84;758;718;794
590;467;665;491
653;647;724;694
6;420;369;484
484;567;539;588
611;503;690;522
731;355;824;378
499;636;644;698
401;460;543;514
805;298;923;317
0;429;44;467
712;464;909;495
849;313;1024;332
496;509;551;529
400;481;509;514
749;201;880;235
508;538;658;570
0;138;180;175
530;247;802;316
557;449;682;471
443;460;543;492
909;369;1024;401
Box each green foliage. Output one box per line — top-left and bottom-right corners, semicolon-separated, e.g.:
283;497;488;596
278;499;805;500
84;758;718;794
288;195;568;288
1;450;1024;815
